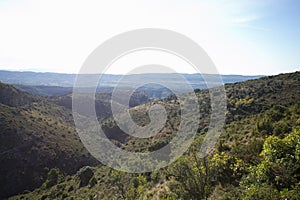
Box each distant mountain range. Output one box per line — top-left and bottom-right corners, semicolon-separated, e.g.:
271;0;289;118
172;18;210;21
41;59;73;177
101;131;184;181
0;70;263;87
0;70;263;98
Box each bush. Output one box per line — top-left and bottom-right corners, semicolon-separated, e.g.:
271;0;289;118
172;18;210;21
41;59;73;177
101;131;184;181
43;168;62;189
242;184;279;200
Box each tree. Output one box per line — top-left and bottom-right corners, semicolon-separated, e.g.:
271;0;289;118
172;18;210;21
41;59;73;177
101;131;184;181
126;174;148;199
240;127;300;199
258;127;300;189
168;151;244;200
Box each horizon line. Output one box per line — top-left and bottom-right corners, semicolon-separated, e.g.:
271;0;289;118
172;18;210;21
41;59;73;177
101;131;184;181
0;69;270;77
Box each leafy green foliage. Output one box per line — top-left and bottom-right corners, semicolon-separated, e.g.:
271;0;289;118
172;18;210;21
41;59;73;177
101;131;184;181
245;127;300;189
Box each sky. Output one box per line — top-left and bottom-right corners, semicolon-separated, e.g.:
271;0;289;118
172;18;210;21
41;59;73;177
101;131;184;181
0;0;299;75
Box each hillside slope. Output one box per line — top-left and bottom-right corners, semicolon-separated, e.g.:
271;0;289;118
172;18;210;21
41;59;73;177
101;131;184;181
0;82;39;106
100;72;300;152
0;83;99;199
9;71;300;200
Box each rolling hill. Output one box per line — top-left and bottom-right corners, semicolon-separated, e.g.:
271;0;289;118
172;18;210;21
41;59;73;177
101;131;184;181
0;82;99;199
2;71;300;199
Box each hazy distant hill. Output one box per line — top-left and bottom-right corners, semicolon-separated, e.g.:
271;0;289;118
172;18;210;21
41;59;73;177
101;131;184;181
13;85;74;97
0;70;262;88
0;70;263;99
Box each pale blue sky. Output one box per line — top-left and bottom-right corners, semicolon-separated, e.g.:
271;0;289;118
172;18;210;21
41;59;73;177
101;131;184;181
0;0;299;75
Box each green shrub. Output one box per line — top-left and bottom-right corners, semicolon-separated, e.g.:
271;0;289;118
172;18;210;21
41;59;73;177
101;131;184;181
42;168;63;189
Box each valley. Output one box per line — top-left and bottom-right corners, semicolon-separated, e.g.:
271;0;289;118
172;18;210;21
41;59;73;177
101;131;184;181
0;71;299;199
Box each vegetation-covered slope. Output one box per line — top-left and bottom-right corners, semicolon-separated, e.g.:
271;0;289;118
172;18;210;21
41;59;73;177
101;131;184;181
100;72;300;153
0;83;99;199
0;82;39;107
5;71;300;200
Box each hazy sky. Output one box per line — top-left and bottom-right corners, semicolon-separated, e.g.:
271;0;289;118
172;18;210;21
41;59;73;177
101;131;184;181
0;0;299;75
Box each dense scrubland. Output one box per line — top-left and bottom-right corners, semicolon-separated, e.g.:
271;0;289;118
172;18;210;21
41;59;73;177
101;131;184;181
0;72;300;199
